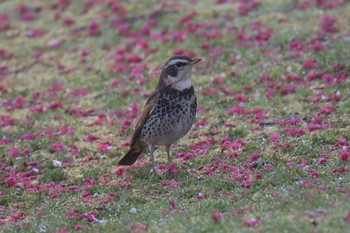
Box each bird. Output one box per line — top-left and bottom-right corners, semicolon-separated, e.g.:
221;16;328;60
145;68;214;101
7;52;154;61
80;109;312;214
118;55;201;168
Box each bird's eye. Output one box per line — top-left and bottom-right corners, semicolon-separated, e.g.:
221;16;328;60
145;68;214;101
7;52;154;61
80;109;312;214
175;62;186;68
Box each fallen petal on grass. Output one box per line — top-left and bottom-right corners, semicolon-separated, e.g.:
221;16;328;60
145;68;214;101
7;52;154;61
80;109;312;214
0;1;349;232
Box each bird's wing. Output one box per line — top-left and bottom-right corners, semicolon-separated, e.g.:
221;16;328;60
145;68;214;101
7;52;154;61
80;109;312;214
130;90;160;146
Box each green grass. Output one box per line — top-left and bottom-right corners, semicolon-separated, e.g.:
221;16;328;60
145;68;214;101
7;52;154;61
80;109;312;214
1;0;350;232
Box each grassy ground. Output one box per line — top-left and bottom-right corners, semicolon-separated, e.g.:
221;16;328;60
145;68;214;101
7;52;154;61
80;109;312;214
1;0;350;232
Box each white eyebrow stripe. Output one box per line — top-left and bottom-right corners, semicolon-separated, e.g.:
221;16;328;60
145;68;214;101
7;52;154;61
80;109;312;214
165;59;189;68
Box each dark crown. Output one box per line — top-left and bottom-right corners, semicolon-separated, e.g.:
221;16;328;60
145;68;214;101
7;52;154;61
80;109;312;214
164;55;193;67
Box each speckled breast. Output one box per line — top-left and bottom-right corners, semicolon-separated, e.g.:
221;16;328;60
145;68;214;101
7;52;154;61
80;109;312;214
140;86;197;146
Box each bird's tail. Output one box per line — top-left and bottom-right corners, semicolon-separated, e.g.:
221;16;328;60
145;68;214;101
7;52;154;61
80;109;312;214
118;144;144;166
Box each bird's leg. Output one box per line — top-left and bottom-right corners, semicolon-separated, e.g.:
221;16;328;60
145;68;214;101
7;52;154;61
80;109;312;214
166;144;171;165
148;144;157;173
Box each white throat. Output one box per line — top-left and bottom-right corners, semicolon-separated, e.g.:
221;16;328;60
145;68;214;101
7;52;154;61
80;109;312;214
174;79;192;91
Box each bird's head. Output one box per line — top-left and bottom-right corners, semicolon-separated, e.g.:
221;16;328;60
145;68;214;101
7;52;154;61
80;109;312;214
158;55;201;91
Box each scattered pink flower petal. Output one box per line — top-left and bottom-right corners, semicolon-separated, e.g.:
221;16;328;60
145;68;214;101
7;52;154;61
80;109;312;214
211;212;222;222
249;153;261;162
24;161;38;167
97;141;111;151
238;0;260;15
1;136;11;144
268;133;281;142
282;127;304;136
159;180;181;186
178;11;197;24
338;150;350;162
47;39;64;48
318;104;335;115
320;15;337;33
8;147;20;157
0;14;11;31
318;156;330;165
344;211;350;223
302;58;318;69
281;84;297;95
265;88;274;99
130;222;148;232
88;20;101;36
243;217;261;227
167;162;178;174
85;133;100;142
48;141;65;153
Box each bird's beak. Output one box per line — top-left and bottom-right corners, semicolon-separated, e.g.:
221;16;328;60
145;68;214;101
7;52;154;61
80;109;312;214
187;58;201;66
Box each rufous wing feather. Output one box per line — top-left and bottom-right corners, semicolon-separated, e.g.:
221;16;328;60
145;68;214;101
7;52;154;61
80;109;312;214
118;91;160;165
